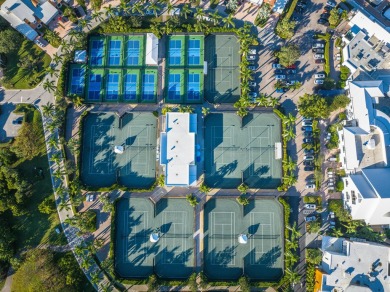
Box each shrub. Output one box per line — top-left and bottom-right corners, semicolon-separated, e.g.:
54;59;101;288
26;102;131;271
147;274;159;292
238;276;250;292
306;248;322;265
38;197;56;214
336;180;344;191
186;194;198;207
237;183;249;194
303;195;322;206
236;195;249;206
199;183;210;194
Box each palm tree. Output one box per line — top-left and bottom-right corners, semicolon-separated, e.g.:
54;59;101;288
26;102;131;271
285;250;299;265
209;10;221;25
48;136;58;149
180;4;191;19
53;169;65;180
50;152;61;164
46;67;59;78
283;127;296;141
202;107;210;117
194;21;205;33
74;244;86;256
255;95;268;107
284;113;296;126
236;107;248;118
81;257;93;270
42;102;54;117
149;2;161;17
241;83;250;96
194;8;205;20
72;95;84;108
52;53;62;65
268;97;279;108
166;2;174;14
119;1;130;15
286;268;301;287
90;270;101;285
288;222;301;240
92;11;104;22
283;175;297;186
99;283;112;292
59;201;70;211
131;2;144;15
43;80;55;93
222;14;235;28
332;228;343;237
105;4;116;17
285;156;296;173
286;238;298;250
78;18;91;30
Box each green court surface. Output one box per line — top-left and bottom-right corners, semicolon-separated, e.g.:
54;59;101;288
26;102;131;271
204;198;283;281
204;34;241;103
204;112;282;189
80;112;157;188
115;197;195;278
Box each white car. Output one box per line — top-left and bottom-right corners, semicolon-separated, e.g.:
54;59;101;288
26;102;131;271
305;216;317;222
86;194;95;202
305;183;315;189
249;48;257;54
249;81;256;87
275;75;286;80
304;155;315;161
314;73;326;79
314;54;325;59
314;79;324;85
247;55;256;60
272;63;283;69
304;204;316;210
312;43;325;49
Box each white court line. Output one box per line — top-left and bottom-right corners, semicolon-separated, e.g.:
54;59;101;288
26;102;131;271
89;124;113;175
124;210;148;263
211;211;235;266
250;212;274;265
162;211;186;264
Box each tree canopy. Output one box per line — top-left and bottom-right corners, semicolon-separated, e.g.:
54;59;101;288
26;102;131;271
13;121;44;160
275;18;296;39
298;93;329;119
328;94;350;112
0;29;22;54
0;218;15;262
276;44;301;67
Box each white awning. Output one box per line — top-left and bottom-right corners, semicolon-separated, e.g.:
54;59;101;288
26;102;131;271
146;33;158;66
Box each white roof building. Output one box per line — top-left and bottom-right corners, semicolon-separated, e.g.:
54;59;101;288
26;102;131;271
319;236;390;291
342;10;390;75
343;168;390;225
160;113;197;186
0;0;58;40
145;33;158;66
338;80;390;225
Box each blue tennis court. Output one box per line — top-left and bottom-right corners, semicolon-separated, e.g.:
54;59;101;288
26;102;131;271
188;40;200;65
187;72;200;100
142;74;156;100
91;40;104;66
168;73;181;100
108;40;122;66
70;67;85;95
88;73;102;100
127;40;140;65
106;73;120;100
124;74;138;101
169;39;182;65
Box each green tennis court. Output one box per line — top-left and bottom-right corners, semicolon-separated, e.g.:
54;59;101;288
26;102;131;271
204;34;240;103
115;197;195;278
204;112;282;189
204;198;284;281
80;112;156;188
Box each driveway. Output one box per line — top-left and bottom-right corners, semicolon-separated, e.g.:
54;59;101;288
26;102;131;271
0;103;23;142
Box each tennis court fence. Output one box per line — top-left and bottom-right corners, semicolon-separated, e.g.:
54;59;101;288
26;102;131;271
210;234;280;239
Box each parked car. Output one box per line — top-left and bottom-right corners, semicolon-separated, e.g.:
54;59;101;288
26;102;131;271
248;65;256;70
327;0;337;7
328;212;335;220
315;73;326;79
320;13;330;19
286;80;297;86
317;18;330;26
286;64;297;69
285;69;297;74
248;92;258;98
304;149;314;155
272;63;283;69
314;79;325;85
305;184;316;189
247;55;256;60
302;120;313;126
312;48;325;53
86;194;95;202
303;161;314;166
312;42;325;49
248;81;256;87
249;48;257;54
315;59;326;64
304;155;315;161
276;88;288;93
314;54;325;59
304;204;316;210
275;75;286;80
303;117;313;122
304;132;313;137
248;60;256;65
12;118;22;125
302;126;313;132
303;137;313;144
305;215;317;222
304;166;315;171
323;5;332;12
274;69;284;74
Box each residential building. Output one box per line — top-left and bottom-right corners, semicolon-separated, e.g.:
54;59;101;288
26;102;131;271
338;80;390;225
341;10;390;75
316;236;390;291
0;0;58;41
159;112;197;187
343;168;390;225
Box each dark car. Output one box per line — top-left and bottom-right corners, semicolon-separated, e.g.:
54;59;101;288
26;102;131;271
317;18;330;26
285;69;297;74
248;60;256;65
320;13;330;19
12;119;22;125
303;137;314;144
312;48;325;53
323;5;332;12
274;69;284;74
302;126;313;132
304;161;314;166
315;59;326;64
276;88;288;93
304;166;315;171
304;131;313;137
304;149;315;155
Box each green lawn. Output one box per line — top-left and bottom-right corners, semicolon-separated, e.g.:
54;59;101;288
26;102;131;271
10;105;67;249
2;40;51;89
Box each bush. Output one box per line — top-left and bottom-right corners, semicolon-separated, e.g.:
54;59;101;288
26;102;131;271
303;195;322;206
186;194;198;207
238;276;250;292
328;199;350;222
38;197;56;214
336;180;344;191
237;183;248;194
236;195;249;206
306;248;322;265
